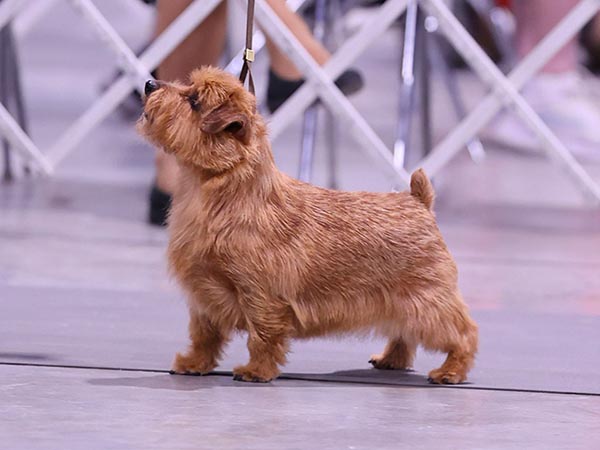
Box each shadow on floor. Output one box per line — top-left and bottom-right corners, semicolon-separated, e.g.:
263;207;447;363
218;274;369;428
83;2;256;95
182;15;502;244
0;352;56;362
86;368;438;391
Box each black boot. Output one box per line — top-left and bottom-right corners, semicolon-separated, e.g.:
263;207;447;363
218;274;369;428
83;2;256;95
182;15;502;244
266;68;364;113
148;184;171;226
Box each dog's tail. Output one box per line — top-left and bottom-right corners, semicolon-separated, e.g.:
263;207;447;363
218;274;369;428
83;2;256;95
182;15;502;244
410;168;434;211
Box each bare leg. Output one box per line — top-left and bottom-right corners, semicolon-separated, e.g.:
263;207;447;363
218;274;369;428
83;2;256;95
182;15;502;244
155;0;227;81
153;0;227;194
513;0;578;73
370;337;416;370
172;309;231;374
592;14;600;42
263;0;330;80
496;1;600;155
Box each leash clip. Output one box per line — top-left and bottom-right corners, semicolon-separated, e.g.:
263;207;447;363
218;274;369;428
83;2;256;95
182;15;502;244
243;48;255;63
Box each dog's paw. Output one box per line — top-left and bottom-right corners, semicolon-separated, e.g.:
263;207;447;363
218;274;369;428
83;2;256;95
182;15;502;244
170;352;216;375
232;365;278;383
427;368;466;384
369;354;413;371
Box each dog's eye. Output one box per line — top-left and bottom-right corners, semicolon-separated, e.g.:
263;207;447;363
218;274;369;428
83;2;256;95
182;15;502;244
187;93;200;111
224;121;243;134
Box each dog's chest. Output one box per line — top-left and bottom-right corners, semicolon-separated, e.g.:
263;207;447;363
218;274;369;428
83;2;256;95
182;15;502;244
168;221;212;274
167;213;248;284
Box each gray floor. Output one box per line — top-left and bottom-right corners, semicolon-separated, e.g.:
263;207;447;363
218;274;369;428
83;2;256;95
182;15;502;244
2;2;600;449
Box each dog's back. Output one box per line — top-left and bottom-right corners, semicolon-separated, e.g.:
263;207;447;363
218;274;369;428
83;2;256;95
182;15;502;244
279;172;456;335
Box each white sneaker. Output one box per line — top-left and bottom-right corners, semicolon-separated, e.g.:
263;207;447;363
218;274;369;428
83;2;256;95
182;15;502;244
483;71;600;162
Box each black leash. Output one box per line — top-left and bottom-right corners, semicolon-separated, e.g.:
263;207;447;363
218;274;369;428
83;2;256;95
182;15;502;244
239;0;256;95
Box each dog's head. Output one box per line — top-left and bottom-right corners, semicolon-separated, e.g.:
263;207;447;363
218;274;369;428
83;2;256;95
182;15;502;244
138;66;261;174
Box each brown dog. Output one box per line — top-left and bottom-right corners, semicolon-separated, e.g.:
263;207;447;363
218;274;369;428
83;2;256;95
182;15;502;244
139;66;478;384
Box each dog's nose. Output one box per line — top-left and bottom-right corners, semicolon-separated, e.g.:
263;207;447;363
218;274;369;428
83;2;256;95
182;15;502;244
144;79;160;97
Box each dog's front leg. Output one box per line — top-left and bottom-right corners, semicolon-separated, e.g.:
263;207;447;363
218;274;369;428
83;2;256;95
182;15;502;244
171;309;230;375
232;296;291;383
233;331;289;383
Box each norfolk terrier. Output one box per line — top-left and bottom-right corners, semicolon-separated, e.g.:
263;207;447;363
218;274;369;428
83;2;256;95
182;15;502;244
139;66;478;384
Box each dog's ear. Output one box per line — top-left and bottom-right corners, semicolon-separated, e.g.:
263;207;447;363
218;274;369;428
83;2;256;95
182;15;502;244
201;101;250;144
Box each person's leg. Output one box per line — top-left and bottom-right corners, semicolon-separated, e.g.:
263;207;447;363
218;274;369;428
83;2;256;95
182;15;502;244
263;0;330;80
581;14;600;72
155;0;227;81
486;0;600;159
261;0;363;112
592;14;600;43
513;0;578;73
152;0;227;212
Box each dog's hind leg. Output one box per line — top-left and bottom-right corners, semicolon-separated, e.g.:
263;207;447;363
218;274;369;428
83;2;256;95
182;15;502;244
369;337;416;370
171;309;231;375
419;290;479;384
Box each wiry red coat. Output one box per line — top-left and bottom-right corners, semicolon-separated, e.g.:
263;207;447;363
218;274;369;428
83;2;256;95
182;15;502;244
139;67;478;383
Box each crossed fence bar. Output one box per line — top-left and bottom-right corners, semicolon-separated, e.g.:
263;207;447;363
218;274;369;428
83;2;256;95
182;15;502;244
0;0;599;204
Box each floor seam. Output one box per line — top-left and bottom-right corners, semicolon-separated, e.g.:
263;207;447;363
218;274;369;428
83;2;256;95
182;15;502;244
2;361;598;398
